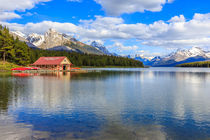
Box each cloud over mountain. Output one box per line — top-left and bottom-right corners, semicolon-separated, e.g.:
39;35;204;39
2;13;210;51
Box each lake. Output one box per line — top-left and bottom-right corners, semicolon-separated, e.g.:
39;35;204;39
1;68;210;140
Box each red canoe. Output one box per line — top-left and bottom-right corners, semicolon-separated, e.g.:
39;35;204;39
11;67;40;71
11;73;32;77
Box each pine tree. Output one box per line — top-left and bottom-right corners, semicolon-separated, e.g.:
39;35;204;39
14;38;30;65
0;27;15;63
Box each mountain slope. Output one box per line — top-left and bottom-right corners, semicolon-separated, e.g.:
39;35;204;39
27;33;44;47
133;47;210;67
30;29;104;55
11;29;104;55
90;41;115;55
10;31;39;49
10;31;27;42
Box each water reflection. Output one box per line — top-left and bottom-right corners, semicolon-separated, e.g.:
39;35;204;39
0;68;210;139
0;115;167;140
0;74;14;113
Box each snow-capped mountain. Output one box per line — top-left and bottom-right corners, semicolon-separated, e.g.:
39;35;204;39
38;28;72;49
10;29;104;55
27;33;44;46
135;47;210;67
10;31;27;42
90;41;117;56
12;31;26;38
164;47;209;62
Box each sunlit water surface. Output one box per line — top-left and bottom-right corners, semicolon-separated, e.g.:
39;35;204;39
1;67;210;140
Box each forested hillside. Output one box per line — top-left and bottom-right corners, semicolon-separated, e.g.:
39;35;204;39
0;25;31;65
0;25;143;67
30;49;143;67
177;61;210;67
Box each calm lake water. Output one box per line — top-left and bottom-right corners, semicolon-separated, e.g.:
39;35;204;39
1;67;210;140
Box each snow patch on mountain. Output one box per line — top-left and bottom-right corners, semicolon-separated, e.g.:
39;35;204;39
164;47;209;62
133;47;210;66
91;41;116;55
11;31;26;38
27;33;45;46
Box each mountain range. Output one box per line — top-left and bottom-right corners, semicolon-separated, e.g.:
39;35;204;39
134;47;210;67
10;29;210;67
11;29;113;55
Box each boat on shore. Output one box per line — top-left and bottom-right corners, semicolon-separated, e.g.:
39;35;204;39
11;67;85;73
11;67;40;71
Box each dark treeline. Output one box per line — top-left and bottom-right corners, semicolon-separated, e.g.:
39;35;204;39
0;25;143;67
177;61;210;67
30;49;144;67
0;25;31;65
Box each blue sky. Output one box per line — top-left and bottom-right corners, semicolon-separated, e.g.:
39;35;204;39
1;0;210;57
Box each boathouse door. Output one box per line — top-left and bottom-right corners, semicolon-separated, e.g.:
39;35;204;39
63;65;66;70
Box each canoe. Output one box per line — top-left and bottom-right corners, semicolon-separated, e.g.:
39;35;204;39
11;67;40;71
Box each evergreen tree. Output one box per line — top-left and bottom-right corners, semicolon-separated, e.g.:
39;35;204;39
14;38;30;65
0;27;15;62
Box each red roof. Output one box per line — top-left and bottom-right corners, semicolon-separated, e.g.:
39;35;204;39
32;57;70;65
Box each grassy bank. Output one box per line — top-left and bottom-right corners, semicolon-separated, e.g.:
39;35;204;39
177;61;210;67
0;61;20;72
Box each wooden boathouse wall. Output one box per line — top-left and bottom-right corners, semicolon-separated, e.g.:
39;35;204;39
30;56;72;71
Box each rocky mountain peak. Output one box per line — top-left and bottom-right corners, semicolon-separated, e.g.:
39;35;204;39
47;28;57;33
45;28;60;38
10;29;106;55
91;41;114;55
91;41;102;47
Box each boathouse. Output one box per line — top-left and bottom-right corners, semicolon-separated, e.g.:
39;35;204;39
31;56;72;71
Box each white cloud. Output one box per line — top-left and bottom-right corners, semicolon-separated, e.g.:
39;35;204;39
0;21;78;35
0;0;50;11
0;12;21;21
94;0;173;16
78;16;130;40
168;15;185;23
2;13;210;50
108;42;139;52
0;21;25;31
0;0;51;21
